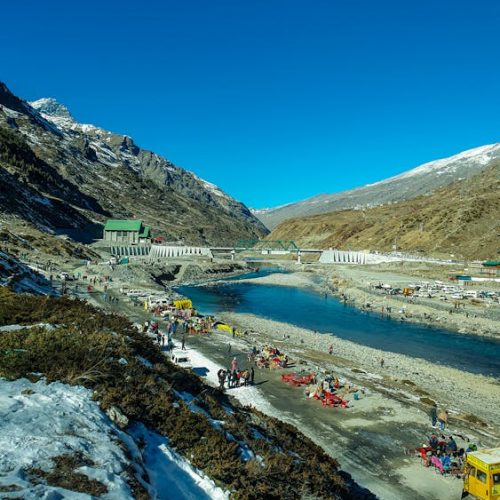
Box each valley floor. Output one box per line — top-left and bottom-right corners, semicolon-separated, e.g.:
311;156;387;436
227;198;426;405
42;256;499;499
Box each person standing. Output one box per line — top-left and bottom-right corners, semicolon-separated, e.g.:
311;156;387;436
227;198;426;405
437;409;448;431
380;358;385;368
232;327;236;338
231;357;238;373
181;334;186;350
217;369;226;390
430;403;438;427
250;366;255;385
328;344;333;355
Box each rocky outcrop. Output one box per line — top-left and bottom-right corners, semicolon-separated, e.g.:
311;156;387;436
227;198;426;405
0;82;268;245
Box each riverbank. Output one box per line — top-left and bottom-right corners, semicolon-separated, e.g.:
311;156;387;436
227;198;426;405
241;266;500;339
220;312;500;429
181;319;495;500
69;260;499;499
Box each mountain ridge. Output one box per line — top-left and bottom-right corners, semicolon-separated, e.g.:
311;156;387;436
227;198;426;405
255;143;500;229
269;162;500;260
0;82;268;245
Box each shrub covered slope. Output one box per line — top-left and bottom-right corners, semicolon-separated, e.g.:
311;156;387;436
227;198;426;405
0;289;373;499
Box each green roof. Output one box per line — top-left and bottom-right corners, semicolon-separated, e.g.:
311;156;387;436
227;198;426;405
104;219;142;232
482;260;500;267
139;226;151;238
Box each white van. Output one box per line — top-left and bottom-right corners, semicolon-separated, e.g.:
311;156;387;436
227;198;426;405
463;290;478;299
170;350;191;368
148;296;171;309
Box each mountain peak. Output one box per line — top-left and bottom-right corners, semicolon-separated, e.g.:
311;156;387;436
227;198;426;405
30;97;74;120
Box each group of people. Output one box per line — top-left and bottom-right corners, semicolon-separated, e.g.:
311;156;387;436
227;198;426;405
251;344;289;368
217;357;255;390
422;434;476;474
429;403;449;431
305;373;344;399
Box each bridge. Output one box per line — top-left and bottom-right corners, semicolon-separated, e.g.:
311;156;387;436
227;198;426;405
109;241;390;265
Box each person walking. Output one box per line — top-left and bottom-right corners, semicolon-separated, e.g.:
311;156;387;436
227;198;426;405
250;366;255;385
181;334;186;350
328;344;333;355
437;409;448;431
430;403;438;427
380;358;385;368
227;343;232;353
232;327;236;338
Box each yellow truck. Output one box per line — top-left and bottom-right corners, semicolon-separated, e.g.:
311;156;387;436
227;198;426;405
462;448;500;500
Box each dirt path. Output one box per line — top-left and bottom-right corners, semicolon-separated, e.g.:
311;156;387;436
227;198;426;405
184;331;470;500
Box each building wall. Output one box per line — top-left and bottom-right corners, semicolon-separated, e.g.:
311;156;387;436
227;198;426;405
104;230;139;244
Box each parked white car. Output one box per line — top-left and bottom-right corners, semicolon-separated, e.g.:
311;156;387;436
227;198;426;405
126;289;148;298
170;350;191;368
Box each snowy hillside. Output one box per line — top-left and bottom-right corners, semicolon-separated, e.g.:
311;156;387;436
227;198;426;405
256;143;500;229
0;251;53;295
366;143;500;186
0;378;227;499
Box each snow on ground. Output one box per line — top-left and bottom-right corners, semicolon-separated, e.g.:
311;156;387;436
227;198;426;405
0;378;134;499
0;251;54;295
171;341;280;419
0;377;230;500
129;424;228;500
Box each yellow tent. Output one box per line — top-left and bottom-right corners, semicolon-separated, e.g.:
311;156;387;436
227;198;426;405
173;299;193;310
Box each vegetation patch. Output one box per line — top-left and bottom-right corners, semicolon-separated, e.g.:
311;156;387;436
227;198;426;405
351;368;366;374
461;414;487;428
0;288;372;499
420;397;436;406
25;453;107;496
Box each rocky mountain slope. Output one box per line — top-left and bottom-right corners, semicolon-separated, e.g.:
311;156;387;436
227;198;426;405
0;82;268;245
269;163;500;260
256;143;500;229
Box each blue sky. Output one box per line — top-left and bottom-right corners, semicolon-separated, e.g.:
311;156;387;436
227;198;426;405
1;0;499;208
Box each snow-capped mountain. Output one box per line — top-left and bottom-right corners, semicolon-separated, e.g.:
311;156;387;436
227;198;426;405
0;82;267;244
255;143;500;229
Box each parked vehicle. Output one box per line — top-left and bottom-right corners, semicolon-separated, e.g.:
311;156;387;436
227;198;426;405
126;289;148;298
170;350;191;368
462;447;500;500
148;296;171;309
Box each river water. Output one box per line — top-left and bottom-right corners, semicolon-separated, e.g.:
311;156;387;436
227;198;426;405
179;275;500;377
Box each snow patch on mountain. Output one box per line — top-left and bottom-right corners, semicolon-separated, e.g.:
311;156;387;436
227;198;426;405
0;250;54;295
30;97;101;134
365;143;500;187
190;172;232;201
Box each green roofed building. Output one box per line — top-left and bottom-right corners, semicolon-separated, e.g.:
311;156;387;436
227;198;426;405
482;260;500;267
103;219;151;244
